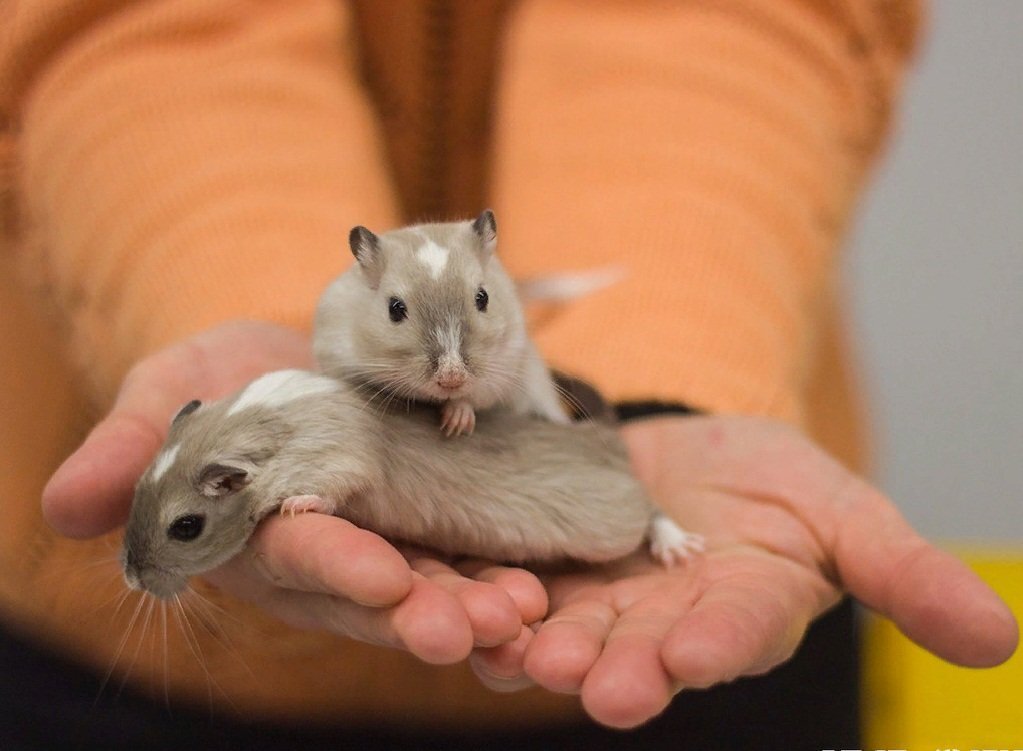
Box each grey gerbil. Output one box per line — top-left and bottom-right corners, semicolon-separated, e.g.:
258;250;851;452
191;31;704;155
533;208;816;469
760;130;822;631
122;370;702;599
313;210;568;436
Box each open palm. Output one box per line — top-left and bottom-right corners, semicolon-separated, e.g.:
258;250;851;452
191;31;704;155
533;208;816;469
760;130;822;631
470;415;1019;728
43;322;1017;729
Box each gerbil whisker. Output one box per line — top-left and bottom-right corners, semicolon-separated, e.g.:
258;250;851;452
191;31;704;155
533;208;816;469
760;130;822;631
97;585;134;623
181;588;222;634
34;553;121;584
392;374;432;416
173;594;237;716
512;352;596;415
184;585;242;627
181;590;255;680
115;594;156;700
363;387;395;418
479;361;617;448
172;594;215;715
550;381;596;424
161;600;171;713
67;568;133;622
479;362;528;399
361;380;401;417
376;378;417;417
353;369;419;418
94;590;146;706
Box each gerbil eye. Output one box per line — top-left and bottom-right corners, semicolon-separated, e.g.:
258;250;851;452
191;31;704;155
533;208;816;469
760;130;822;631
167;514;205;542
475;288;489;312
388;296;408;323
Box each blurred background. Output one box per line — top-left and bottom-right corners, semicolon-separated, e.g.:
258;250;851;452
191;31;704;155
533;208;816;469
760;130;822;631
848;4;1022;747
847;0;1022;542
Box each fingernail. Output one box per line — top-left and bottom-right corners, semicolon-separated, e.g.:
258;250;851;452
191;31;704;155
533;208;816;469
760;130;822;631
469;654;534;693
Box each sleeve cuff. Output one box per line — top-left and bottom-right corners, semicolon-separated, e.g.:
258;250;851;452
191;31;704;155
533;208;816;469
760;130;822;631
614;401;704;423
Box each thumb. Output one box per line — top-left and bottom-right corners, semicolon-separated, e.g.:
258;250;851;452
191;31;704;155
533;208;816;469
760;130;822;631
42;409;166;538
834;484;1018;667
42;320;312;538
42;349;210;538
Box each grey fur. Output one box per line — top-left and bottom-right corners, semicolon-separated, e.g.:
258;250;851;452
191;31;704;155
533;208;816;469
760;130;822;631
121;371;656;599
314;212;567;424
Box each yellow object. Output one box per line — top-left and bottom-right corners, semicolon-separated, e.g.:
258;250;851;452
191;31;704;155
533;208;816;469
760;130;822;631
864;550;1023;750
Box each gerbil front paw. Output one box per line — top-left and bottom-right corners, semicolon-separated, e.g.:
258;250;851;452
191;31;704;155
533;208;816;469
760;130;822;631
279;494;335;518
440;399;476;437
648;513;705;568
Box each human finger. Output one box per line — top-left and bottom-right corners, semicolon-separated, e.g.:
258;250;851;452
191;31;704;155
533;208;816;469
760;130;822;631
660;553;826;690
42;321;311;537
578;587;689;728
523;595;616;694
232;514;412;606
207;567;474;665
410;557;522;647
831;485;1018;667
469;625;537;692
43;410;166;538
455;559;549;625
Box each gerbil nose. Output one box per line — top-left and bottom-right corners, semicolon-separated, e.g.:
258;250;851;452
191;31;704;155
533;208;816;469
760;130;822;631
436;369;467;390
435;351;468;390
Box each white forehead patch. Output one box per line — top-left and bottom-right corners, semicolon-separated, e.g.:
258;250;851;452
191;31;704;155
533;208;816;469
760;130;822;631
227;369;339;416
152;443;181;482
416;240;449;279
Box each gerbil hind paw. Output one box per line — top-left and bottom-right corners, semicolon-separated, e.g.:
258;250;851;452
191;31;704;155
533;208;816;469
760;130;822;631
648;513;705;568
440;400;476;437
279;494;335;518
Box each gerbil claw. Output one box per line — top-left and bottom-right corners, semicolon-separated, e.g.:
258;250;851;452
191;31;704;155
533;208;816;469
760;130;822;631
648;514;704;568
440;400;476;437
279;494;334;517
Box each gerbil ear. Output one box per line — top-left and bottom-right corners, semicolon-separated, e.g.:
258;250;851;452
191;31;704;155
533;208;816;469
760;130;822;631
471;209;497;263
197;462;251;498
349;226;383;287
171;399;202;426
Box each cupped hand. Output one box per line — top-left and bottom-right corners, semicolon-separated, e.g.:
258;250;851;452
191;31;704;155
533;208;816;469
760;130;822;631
42;320;546;665
471;415;1019;728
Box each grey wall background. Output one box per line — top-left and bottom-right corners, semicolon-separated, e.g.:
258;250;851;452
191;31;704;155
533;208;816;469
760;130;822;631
846;1;1022;541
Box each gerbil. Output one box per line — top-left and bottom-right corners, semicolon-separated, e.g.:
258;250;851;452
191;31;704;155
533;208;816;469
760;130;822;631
122;370;702;599
313;210;568;436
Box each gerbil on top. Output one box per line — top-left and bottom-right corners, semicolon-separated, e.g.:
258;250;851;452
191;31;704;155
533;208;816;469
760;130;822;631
313;210;568;436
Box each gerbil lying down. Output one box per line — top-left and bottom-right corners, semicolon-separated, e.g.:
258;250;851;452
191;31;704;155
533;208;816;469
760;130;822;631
122;370;703;599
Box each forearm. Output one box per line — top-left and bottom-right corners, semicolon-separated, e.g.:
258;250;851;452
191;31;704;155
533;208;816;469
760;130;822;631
2;0;398;404
492;0;922;425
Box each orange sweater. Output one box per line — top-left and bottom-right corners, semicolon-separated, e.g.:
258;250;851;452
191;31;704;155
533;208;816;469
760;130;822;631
0;0;920;727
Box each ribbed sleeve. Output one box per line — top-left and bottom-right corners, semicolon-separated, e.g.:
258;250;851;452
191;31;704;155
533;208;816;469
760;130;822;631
2;0;398;403
492;0;921;425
